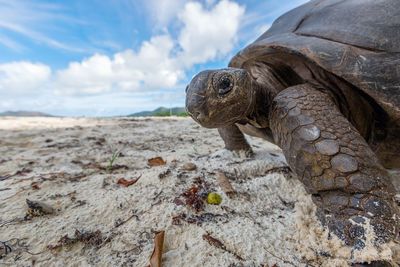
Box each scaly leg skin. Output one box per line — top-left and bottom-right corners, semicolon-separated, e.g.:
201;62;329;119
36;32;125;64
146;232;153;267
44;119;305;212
269;84;399;264
218;124;253;157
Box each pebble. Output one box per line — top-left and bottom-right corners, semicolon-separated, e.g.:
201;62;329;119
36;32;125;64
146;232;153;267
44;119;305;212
181;162;197;171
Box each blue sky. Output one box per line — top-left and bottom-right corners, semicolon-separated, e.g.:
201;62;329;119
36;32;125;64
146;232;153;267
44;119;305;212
0;0;308;116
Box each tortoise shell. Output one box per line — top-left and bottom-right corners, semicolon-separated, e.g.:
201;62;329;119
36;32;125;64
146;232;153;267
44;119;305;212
230;0;400;121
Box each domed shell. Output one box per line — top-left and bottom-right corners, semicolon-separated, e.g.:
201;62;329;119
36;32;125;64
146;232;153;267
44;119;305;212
230;0;400;121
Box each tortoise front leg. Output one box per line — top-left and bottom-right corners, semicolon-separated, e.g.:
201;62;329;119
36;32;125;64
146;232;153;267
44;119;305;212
269;84;399;250
218;124;253;156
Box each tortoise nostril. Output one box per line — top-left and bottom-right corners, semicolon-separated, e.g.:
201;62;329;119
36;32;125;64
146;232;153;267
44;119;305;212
196;112;207;122
190;111;206;122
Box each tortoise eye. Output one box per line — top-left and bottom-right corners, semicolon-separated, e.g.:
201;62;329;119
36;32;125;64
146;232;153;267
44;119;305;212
218;76;233;95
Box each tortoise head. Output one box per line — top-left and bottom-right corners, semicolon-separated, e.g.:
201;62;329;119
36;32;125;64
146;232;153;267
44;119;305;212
185;68;254;128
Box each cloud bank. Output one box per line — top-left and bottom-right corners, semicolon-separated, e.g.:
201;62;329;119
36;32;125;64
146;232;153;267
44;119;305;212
1;0;244;101
0;0;309;115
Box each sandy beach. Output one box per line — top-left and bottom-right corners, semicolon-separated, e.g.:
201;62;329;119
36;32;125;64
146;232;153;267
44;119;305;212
0;117;398;267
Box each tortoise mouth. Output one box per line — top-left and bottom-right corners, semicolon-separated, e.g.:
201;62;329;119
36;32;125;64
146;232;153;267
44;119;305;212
187;110;212;128
186;108;217;128
188;110;243;128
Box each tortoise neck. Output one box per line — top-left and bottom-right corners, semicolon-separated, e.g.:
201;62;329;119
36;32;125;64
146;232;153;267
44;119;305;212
244;78;277;127
244;65;302;126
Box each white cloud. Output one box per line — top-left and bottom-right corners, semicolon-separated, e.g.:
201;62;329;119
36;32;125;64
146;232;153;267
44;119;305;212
142;0;188;28
177;0;245;66
205;0;217;6
55;54;114;95
54;0;244;96
54;35;183;95
0;0;246;114
0;61;51;95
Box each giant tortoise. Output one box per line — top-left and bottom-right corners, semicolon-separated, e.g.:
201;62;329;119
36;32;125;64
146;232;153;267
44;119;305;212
185;0;400;265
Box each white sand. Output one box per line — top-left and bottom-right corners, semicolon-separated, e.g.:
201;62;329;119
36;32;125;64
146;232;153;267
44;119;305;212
0;117;398;266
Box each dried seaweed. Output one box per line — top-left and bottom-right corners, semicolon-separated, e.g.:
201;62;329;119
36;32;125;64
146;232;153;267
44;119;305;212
277;195;295;210
1;168;32;181
172;212;230;226
31;182;40;190
0;217;26;228
71;160;128;172
0;240;12;259
264;166;291;176
0;175;11;182
0;238;43;260
263;246;297;267
158;168;171;179
114;210;139;228
45;140;80;149
0;158;9;164
22;172;88;184
202;233;243;261
85;136;106;146
174;176;210;212
71;200;87;209
47;229;109;250
182;186;204;212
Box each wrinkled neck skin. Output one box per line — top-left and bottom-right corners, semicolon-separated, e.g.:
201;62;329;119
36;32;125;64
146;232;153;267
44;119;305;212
243;81;273;127
242;72;286;128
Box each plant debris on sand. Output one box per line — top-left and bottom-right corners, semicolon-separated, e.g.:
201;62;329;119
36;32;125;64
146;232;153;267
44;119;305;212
47;229;109;250
0;117;398;266
174;176;211;212
117;175;142;187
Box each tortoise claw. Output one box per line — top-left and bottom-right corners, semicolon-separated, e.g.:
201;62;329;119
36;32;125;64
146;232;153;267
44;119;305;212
315;205;396;252
231;148;254;158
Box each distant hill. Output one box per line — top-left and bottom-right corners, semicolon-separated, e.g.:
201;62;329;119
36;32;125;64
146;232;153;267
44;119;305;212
129;107;187;117
0;111;54;117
